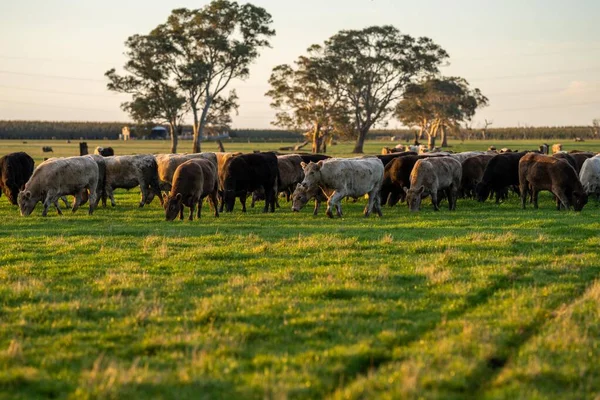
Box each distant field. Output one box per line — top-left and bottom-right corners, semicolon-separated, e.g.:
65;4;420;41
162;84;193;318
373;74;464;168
0;139;599;399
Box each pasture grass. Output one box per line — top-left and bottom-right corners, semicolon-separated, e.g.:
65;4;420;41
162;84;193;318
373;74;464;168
0;139;599;399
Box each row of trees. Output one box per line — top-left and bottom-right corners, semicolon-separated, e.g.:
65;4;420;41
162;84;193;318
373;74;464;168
108;0;490;153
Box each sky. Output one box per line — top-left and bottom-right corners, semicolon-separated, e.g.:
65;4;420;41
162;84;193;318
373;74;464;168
0;0;599;129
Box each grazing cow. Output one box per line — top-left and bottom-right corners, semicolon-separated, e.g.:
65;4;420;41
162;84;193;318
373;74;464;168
103;155;163;207
18;156;99;216
450;151;486;164
552;152;578;173
155;153;218;192
252;154;305;207
539;143;549;155
291;183;333;215
94;147;115;157
298;157;384;218
460;154;495;198
297;154;331;164
552;143;563;154
579;155;600;200
476;152;528;203
42;146;53;153
0;152;34;205
519;153;587;211
404;157;461;212
164;159;219;221
488;146;497;151
221;152;279;213
569;152;595;173
213;152;243;212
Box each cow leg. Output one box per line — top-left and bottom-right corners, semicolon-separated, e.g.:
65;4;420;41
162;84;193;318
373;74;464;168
197;198;203;219
240;193;247;212
189;203;196;221
209;191;219;218
431;191;439;211
43;193;59;217
554;189;570;210
327;192;344;218
250;193;256;208
105;186;116;207
72;195;82;213
52;200;63;216
179;204;184;220
138;186;148;208
88;185;97;215
520;182;528;209
218;191;225;213
313;199;320;216
372;191;383;217
532;189;540;209
364;190;378;217
60;196;71;208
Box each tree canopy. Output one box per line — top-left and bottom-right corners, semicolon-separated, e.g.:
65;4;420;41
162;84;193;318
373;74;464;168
395;77;488;149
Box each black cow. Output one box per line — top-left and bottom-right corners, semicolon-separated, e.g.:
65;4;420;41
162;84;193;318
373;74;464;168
297;154;331;164
0;152;35;205
376;151;418;168
221;152;279;213
476;151;528;203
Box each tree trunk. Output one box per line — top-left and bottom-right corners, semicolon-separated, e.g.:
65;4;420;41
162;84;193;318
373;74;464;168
428;135;436;150
311;123;321;153
414;129;420;145
440;125;448;147
352;128;368;153
191;107;201;153
170;127;178;154
193;98;213;154
216;140;225;152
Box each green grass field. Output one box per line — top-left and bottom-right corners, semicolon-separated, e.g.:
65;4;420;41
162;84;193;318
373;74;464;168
1;139;599;399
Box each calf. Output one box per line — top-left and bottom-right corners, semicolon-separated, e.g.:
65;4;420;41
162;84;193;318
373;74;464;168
519;153;587;211
476;152;528;203
103;155;163;207
164;159;219;221
18;156;99;216
0;152;34;205
579;155;600;200
155;153;217;192
291;184;333;215
221;152;279;213
299;157;384;218
404;157;462;212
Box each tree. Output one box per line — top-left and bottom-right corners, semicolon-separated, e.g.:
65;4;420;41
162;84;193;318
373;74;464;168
591;118;600;138
158;1;275;153
266;45;348;153
319;26;448;153
395;77;488;150
481;119;493;140
106;34;187;153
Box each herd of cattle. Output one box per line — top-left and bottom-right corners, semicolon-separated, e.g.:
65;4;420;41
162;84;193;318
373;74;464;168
1;144;599;219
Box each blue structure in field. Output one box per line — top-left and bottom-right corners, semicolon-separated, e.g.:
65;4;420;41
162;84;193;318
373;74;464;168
148;126;168;140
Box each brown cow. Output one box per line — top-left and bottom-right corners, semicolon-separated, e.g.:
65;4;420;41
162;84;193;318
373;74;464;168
519;153;587;211
460;154;495;198
163;159;219;221
569;152;595;173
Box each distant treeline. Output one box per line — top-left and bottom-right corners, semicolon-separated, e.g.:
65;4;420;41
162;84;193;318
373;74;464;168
0;120;596;142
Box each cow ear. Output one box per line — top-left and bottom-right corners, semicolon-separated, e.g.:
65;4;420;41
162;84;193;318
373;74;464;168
316;160;323;169
402;186;409;194
300;162;307;169
417;186;424;195
175;193;182;202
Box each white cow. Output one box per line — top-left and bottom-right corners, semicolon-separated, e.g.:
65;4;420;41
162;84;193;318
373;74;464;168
579;155;600;199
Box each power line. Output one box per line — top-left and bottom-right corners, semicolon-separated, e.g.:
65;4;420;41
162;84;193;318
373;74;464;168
0;54;119;66
0;99;117;113
0;84;125;98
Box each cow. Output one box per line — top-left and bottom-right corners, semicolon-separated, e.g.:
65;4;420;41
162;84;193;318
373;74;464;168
519;153;587;211
251;154;304;207
569;152;595;173
579;156;600;200
460;154;495;198
376;151;418;168
475;152;528;203
552;152;578;173
221;152;279;213
0;152;35;205
297;154;331;164
94;147;115;157
103;155;163;208
42;146;53;153
450;151;487;164
291;183;333;215
552;143;563;154
404;157;461;212
155;153;218;192
539;143;549;155
379;153;449;207
298;157;384;218
17;156;99;216
163;159;219;221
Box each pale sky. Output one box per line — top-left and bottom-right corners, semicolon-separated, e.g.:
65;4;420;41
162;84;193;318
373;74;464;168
0;0;599;129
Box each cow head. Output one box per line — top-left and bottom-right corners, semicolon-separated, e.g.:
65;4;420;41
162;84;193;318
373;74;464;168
17;190;37;216
404;186;424;212
164;193;183;221
572;191;588;211
291;183;317;212
475;182;490;202
300;161;323;189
